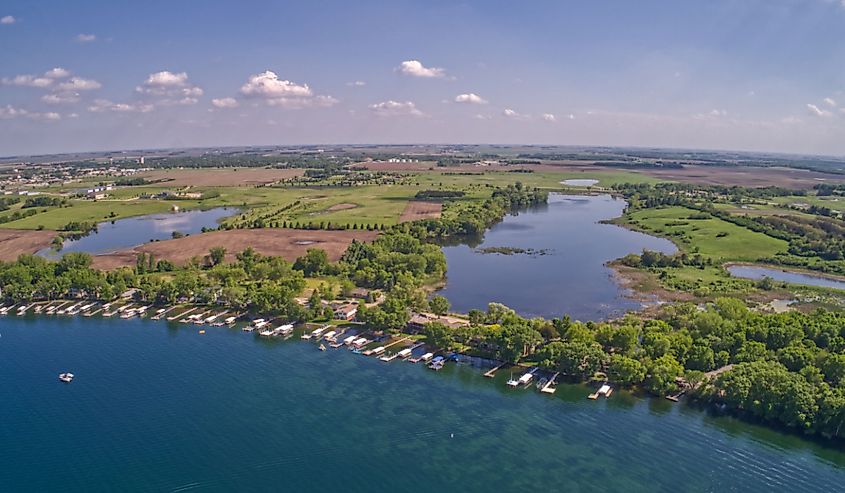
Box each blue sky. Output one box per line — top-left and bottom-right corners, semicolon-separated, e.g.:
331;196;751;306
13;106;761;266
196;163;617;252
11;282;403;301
1;0;844;156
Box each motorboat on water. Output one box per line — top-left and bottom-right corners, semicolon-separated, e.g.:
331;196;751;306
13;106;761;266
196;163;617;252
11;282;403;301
59;372;74;383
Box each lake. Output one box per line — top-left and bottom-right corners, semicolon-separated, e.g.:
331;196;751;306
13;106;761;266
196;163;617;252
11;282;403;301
1;315;843;492
438;194;677;320
39;207;235;258
727;265;845;292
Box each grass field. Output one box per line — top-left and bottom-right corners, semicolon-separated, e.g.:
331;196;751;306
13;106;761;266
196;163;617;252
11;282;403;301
622;206;788;261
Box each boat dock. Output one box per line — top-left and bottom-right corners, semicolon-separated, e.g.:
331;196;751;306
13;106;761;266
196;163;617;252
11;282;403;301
540;372;559;394
588;384;613;400
168;306;197;321
152;305;180;320
484;362;507;378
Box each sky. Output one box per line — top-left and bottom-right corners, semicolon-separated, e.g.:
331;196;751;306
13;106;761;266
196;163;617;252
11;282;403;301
1;0;845;157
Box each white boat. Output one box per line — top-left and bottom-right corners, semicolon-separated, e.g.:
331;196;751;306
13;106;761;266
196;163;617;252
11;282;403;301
397;348;413;359
310;327;326;338
319;343;327;351
342;335;356;346
59;372;74;383
225;316;238;325
428;356;445;371
259;327;275;337
322;330;337;341
420;352;434;362
275;324;295;337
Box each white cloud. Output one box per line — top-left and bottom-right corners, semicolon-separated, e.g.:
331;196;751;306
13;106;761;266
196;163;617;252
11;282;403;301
397;60;445;78
807;103;832;117
56;77;101;91
240;70;312;98
0;105;27;119
0;15;15;25
0;105;61;121
542;113;556;122
44;67;70;79
369;100;424;117
1;74;54;88
144;71;189;87
135;71;202;104
88;99;154;113
239;70;335;108
346;81;366;87
76;33;96;42
211;97;239;109
454;93;487;104
568;113;575;120
823;97;837;107
503;108;519;118
42;93;80;104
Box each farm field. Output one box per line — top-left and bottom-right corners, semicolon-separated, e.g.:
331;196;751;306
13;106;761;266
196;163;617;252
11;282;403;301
138;168;304;186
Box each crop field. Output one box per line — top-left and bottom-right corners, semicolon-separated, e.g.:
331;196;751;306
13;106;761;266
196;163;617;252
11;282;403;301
138;168;304;186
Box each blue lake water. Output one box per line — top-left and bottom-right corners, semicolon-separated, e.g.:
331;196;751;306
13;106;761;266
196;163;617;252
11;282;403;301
727;265;845;292
39;207;235;258
1;315;844;492
438;194;678;320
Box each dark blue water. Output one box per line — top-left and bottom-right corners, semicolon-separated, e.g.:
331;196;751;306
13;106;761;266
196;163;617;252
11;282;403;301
728;265;845;292
1;316;843;492
439;194;677;320
39;208;235;258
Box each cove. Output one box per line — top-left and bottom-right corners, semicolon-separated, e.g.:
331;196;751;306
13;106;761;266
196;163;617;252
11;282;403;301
438;194;677;320
1;315;843;492
39;207;236;259
727;264;845;292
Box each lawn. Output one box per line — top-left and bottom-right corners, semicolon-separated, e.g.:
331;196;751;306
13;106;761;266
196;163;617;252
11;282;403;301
623;206;788;261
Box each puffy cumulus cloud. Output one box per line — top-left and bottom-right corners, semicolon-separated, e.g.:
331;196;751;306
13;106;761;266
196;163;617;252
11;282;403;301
2;67;81;91
502;108;519;118
0;105;61;121
211;97;239;109
1;15;15;25
42;93;80;104
88;99;154;113
807;103;832;117
44;67;71;79
240;70;312;98
135;71;202;105
397;60;445;78
542;113;556;122
56;77;102;91
239;70;336;108
2;74;54;88
76;33;96;42
369;100;424;117
454;93;487;104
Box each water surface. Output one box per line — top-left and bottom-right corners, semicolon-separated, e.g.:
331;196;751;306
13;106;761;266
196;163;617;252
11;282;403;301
727;265;845;292
1;316;843;492
39;207;235;258
561;178;599;187
439;194;677;320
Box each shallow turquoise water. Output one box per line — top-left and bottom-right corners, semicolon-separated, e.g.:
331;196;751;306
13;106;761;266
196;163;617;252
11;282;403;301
2;315;844;492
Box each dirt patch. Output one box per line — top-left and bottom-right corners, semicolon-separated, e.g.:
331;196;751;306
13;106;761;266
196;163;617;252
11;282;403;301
399;201;443;222
91;228;378;270
326;203;358;211
632;165;844;189
0;229;57;261
138;168;304;187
